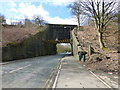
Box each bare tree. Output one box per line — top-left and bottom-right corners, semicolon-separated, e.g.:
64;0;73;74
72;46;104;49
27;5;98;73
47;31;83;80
23;17;34;30
68;1;82;30
0;14;6;24
80;0;117;48
24;17;32;26
33;15;45;26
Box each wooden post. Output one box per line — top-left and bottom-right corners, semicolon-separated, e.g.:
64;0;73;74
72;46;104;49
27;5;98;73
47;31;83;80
88;45;94;56
88;45;92;56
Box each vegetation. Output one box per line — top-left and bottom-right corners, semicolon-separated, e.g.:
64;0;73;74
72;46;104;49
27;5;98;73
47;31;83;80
57;44;71;53
68;1;82;30
2;25;37;46
77;22;118;72
69;0;117;49
33;15;46;26
1;13;49;47
0;14;6;24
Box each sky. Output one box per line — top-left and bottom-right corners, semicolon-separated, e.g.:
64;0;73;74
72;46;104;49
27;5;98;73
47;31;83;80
0;0;79;25
1;0;117;25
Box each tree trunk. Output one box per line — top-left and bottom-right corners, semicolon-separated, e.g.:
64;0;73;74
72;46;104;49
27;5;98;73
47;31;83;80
98;32;105;49
77;15;80;30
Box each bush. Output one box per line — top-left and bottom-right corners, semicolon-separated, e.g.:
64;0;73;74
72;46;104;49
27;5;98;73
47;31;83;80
57;44;71;53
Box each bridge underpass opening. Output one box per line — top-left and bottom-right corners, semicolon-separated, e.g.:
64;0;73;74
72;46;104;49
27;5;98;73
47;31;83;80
56;43;71;54
46;24;77;55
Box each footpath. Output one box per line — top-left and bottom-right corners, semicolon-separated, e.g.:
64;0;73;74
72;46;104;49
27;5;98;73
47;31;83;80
53;55;118;89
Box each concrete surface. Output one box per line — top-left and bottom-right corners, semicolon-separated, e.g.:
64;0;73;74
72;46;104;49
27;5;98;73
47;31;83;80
55;56;112;88
2;54;65;88
93;71;118;89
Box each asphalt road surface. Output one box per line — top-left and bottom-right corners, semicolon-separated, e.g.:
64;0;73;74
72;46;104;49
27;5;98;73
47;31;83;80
2;54;65;88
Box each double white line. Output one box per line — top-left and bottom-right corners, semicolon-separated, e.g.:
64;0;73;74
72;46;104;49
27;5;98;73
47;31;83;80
52;58;64;89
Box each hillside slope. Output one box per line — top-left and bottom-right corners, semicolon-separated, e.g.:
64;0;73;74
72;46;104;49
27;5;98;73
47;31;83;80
77;24;119;74
2;24;39;47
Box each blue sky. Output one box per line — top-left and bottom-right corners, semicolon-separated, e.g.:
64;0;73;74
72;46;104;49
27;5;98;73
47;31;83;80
0;0;118;25
0;0;78;25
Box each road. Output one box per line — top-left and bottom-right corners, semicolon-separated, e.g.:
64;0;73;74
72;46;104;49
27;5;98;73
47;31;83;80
2;54;65;88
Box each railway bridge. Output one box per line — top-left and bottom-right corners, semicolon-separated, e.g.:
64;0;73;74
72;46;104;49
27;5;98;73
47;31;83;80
45;24;77;53
46;24;77;43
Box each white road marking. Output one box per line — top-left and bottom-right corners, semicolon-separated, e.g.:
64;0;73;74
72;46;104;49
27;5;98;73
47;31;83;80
0;62;9;65
9;64;31;73
52;58;63;89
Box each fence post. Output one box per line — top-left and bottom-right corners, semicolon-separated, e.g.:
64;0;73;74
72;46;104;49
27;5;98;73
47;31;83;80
88;45;94;56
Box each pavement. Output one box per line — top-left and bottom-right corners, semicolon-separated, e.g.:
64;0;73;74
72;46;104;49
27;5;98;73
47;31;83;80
1;54;65;88
54;55;118;89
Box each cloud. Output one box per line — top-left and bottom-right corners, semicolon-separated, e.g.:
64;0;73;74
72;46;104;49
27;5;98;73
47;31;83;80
9;3;49;20
3;0;118;25
6;19;19;24
8;2;77;25
7;1;17;7
1;0;74;6
41;0;75;6
45;16;77;25
11;8;18;13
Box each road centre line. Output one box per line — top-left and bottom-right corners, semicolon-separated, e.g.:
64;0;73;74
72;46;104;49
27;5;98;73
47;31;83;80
9;64;32;73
